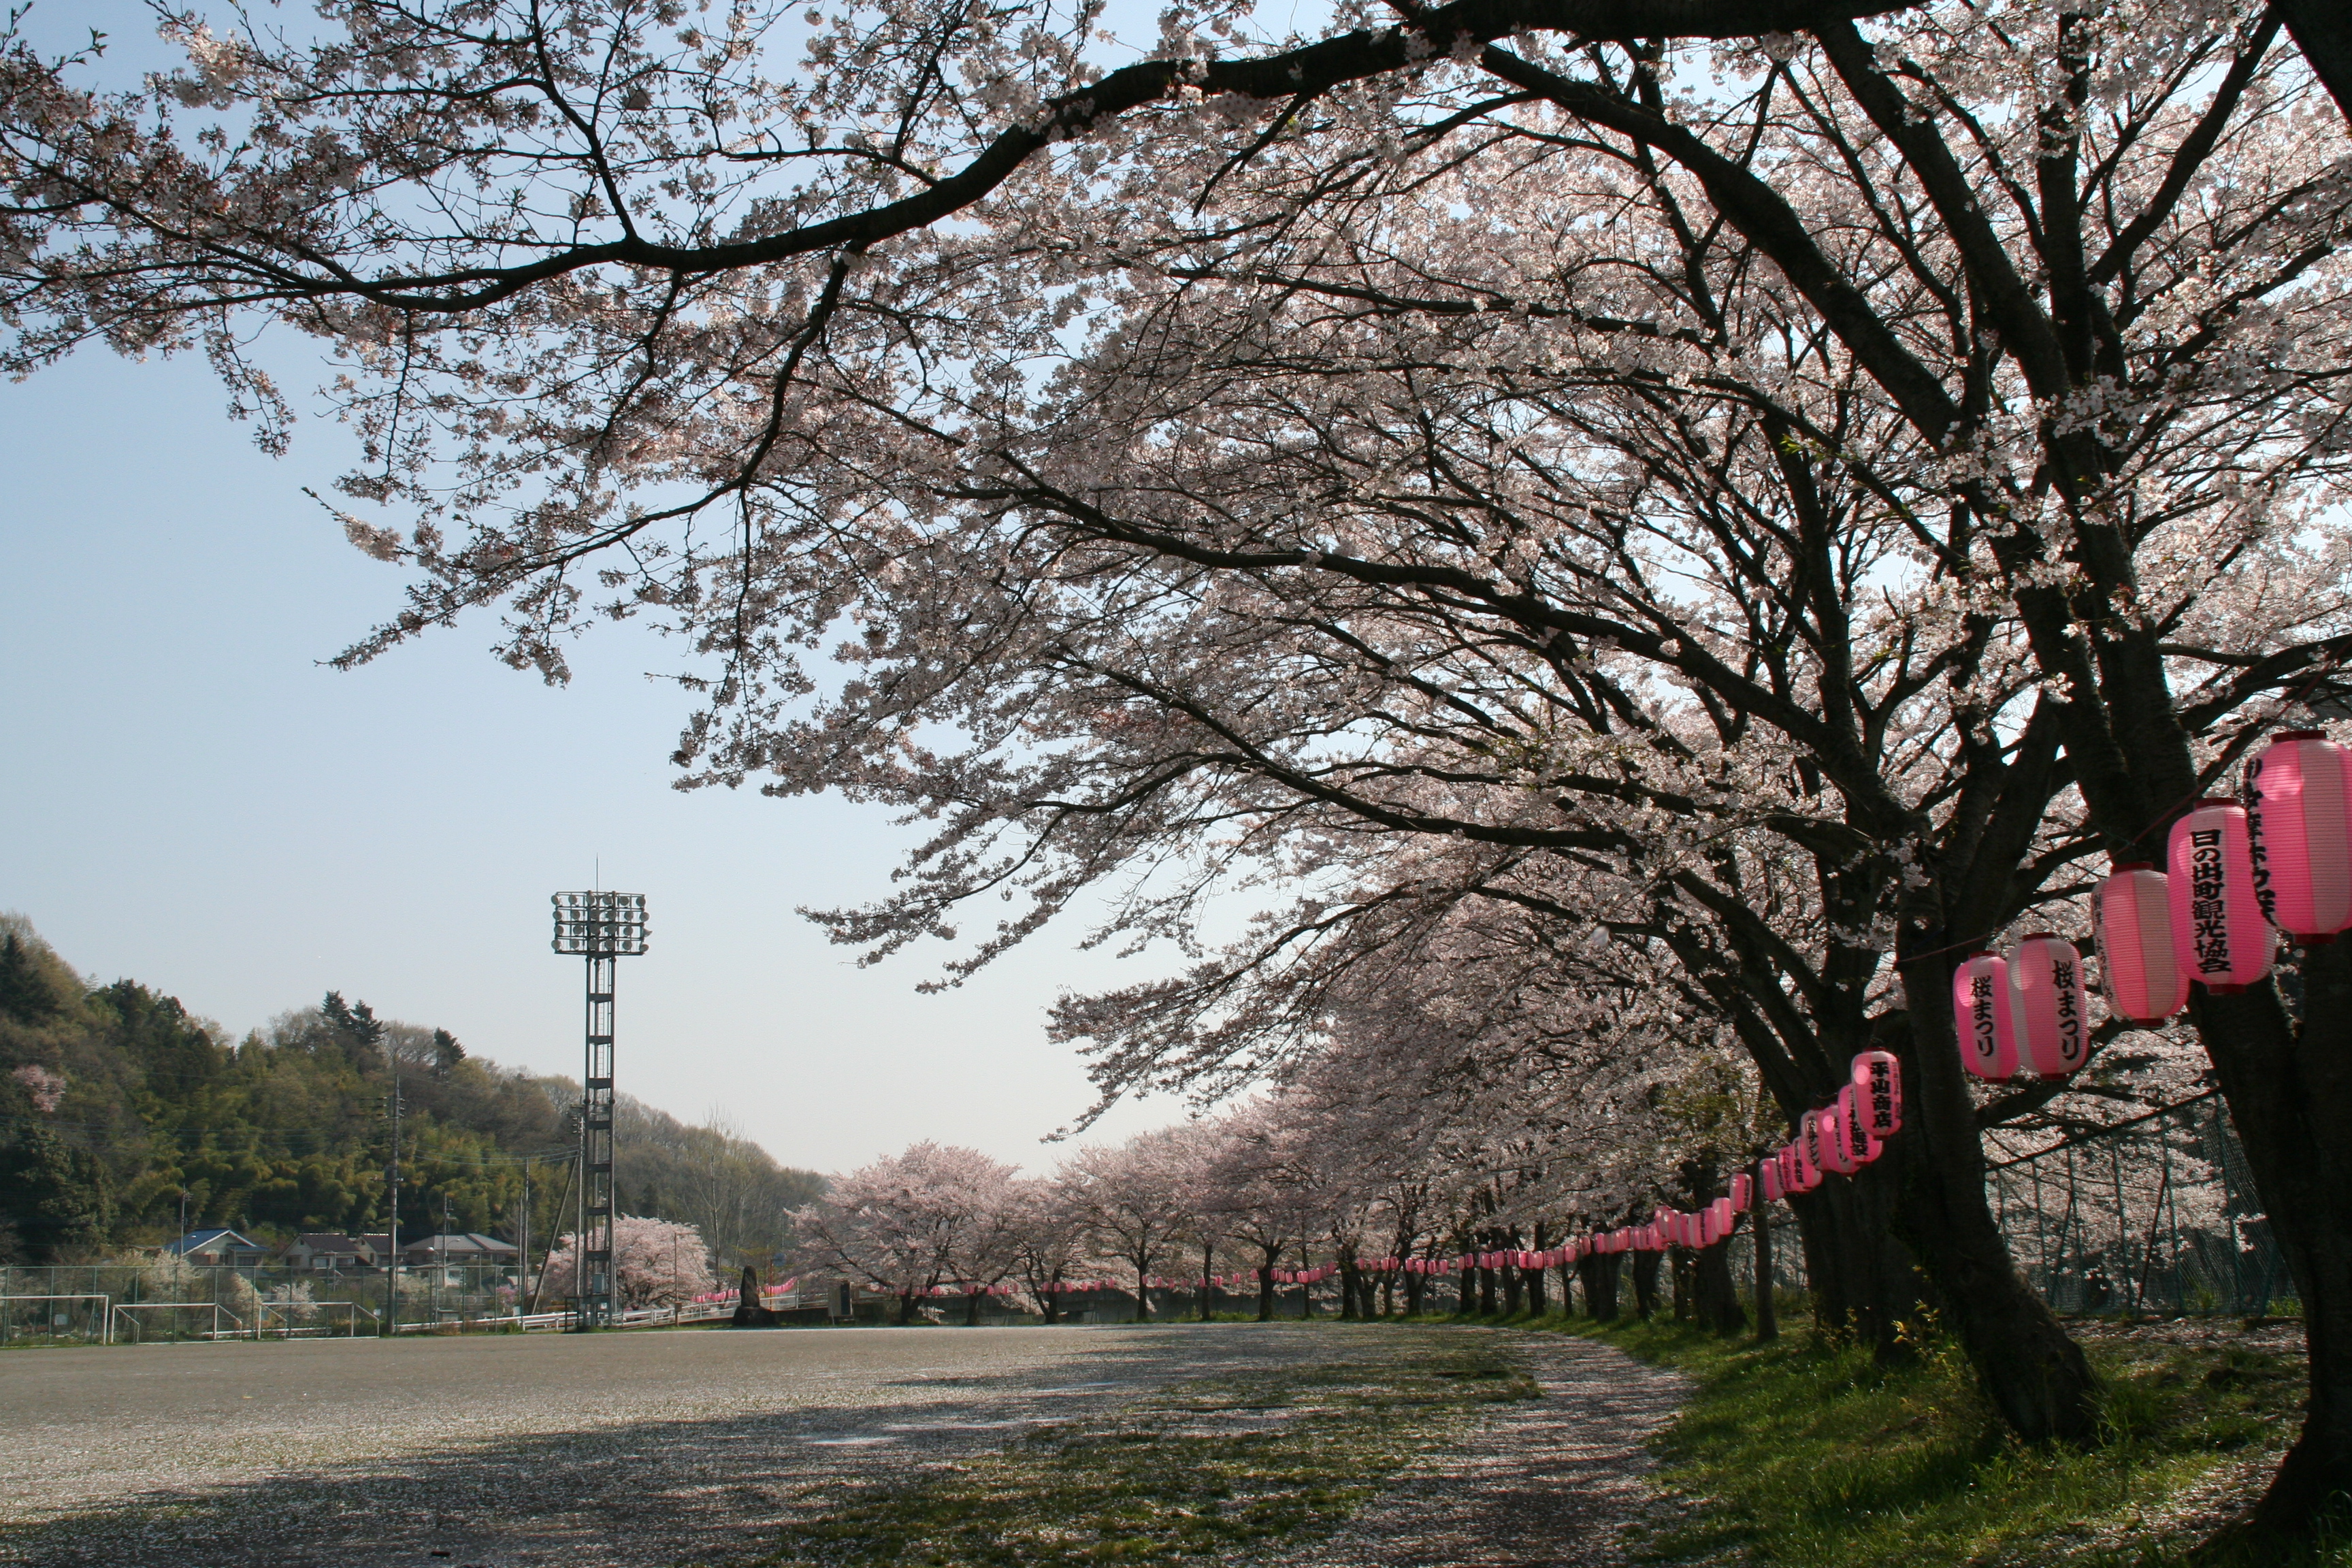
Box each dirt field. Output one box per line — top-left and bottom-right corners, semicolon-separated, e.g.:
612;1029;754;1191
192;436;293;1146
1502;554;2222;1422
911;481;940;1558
0;1321;1684;1568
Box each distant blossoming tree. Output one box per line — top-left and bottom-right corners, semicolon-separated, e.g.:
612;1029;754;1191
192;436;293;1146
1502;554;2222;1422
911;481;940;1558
540;1215;719;1311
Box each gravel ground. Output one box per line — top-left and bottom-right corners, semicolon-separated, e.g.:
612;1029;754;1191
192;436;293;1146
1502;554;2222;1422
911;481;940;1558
0;1322;1375;1567
0;1322;1686;1568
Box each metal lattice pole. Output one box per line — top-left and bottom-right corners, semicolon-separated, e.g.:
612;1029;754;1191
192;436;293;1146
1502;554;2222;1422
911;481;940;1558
583;951;617;1324
552;892;648;1330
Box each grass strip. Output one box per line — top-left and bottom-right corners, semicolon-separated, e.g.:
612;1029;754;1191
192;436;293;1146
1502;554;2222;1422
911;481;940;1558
1475;1308;2334;1567
760;1331;1537;1567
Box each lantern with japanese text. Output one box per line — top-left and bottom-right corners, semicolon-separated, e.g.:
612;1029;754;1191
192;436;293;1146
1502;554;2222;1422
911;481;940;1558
2093;864;2187;1024
2247;731;2352;945
1850;1050;1901;1137
1790;1137;1820;1192
1835;1084;1881;1164
1816;1105;1860;1175
1953;951;2016;1080
2010;933;2091;1079
2168;799;2272;992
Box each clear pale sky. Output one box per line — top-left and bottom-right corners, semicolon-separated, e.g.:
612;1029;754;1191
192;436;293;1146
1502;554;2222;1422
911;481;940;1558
0;7;1218;1177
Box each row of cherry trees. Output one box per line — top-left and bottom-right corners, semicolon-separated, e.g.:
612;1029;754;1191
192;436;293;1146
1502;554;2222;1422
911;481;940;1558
7;0;2352;1539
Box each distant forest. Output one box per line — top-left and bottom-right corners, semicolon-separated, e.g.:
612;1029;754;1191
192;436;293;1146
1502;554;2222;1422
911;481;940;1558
0;915;823;1267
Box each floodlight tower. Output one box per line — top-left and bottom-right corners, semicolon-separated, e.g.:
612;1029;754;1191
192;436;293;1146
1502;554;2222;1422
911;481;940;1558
550;891;649;1327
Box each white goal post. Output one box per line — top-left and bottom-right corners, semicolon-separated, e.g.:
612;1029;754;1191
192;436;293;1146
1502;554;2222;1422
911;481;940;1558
0;1294;113;1344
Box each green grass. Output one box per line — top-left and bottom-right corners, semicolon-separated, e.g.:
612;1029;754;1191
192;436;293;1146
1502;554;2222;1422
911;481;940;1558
1490;1309;2335;1567
759;1332;1537;1566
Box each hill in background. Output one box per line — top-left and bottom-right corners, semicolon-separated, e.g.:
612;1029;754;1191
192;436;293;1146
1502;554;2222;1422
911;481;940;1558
0;913;822;1269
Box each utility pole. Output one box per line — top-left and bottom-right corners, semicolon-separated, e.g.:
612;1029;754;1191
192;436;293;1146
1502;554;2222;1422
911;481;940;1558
517;1163;531;1324
382;1071;404;1337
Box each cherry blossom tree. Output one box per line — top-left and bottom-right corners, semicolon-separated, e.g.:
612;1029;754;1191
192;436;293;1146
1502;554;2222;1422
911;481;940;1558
12;0;2352;1537
1058;1129;1195;1320
540;1214;719;1310
793;1141;1016;1323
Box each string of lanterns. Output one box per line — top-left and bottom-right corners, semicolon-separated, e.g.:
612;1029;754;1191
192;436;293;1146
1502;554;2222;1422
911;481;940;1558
1956;731;2349;1082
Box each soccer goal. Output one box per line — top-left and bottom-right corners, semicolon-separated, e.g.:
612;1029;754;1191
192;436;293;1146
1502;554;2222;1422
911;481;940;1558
0;1294;112;1345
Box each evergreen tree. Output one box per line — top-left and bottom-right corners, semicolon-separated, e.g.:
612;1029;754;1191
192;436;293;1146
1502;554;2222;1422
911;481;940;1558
0;1123;114;1261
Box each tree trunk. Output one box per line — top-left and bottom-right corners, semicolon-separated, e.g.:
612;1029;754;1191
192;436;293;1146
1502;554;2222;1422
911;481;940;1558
1339;1261;1362;1320
1478;1262;1497;1316
1695;1235;1747;1335
2198;948;2352;1535
1525;1264;1547;1316
1457;1263;1475;1315
1501;1259;1524;1315
1405;1269;1426;1316
964;1290;983;1326
1576;1254;1621;1321
1791;1157;1920;1358
895;1290;916;1326
1886;983;2102;1445
1559;1260;1580;1316
1134;1268;1151;1323
1258;1264;1274;1322
1671;1248;1692;1320
1752;1164;1779;1343
1631;1249;1661;1319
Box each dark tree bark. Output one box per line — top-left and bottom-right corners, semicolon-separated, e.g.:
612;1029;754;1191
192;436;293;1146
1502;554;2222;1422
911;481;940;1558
1885;996;2100;1443
2198;946;2352;1537
1525;1264;1547;1316
1751;1166;1779;1343
1631;1250;1663;1320
2275;0;2352;125
1695;1235;1748;1335
1577;1254;1623;1321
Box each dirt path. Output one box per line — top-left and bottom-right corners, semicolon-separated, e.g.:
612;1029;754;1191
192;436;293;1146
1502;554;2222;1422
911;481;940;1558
1308;1330;1691;1568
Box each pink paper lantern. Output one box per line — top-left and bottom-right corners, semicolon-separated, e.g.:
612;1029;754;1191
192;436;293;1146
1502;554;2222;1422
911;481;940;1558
1801;1109;1831;1175
2168;799;2272;993
1835;1083;1881;1163
1816;1104;1859;1175
1953;951;2016;1080
1789;1137;1820;1192
1729;1173;1754;1209
2093;864;2187;1024
2010;932;2091;1079
1850;1050;1902;1137
1761;1160;1784;1203
2247;730;2352;944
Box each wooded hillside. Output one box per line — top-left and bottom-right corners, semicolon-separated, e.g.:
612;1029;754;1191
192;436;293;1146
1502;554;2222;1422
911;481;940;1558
0;915;821;1267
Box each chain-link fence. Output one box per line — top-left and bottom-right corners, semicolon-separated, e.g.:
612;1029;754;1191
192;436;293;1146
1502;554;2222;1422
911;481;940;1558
1987;1095;2291;1316
0;1262;529;1345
